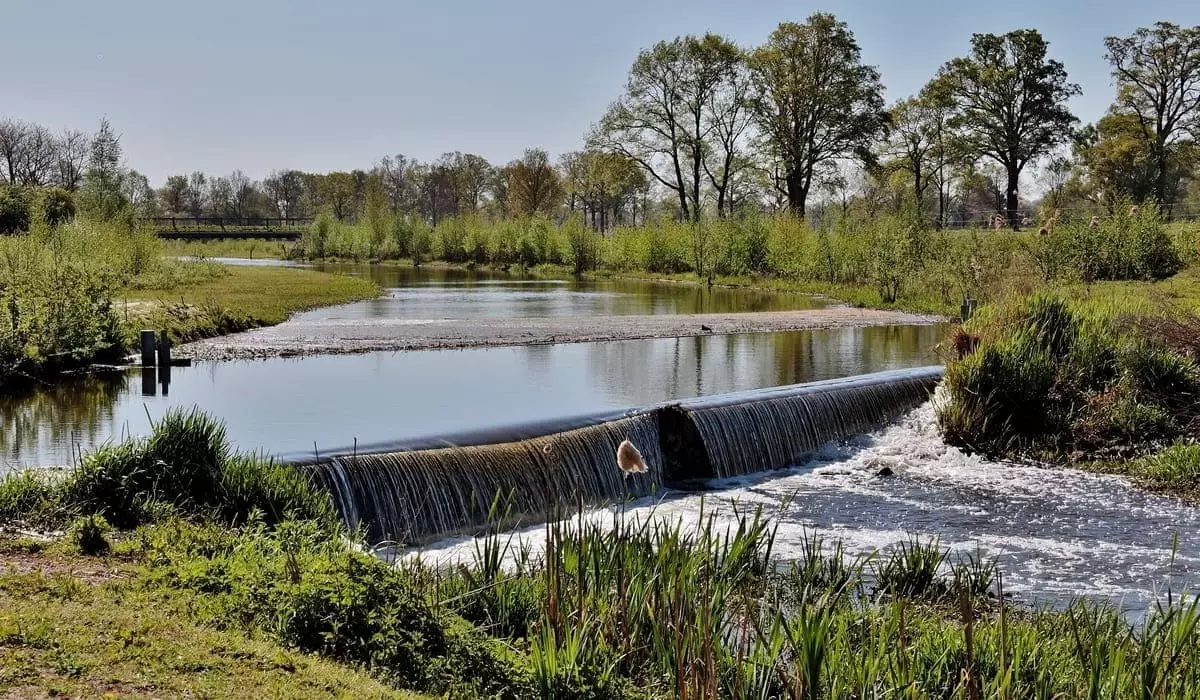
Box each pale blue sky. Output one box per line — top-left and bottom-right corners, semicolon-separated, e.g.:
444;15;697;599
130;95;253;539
4;0;1197;183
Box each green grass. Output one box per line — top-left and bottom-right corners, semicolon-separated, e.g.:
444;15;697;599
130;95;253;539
1090;443;1200;500
117;264;378;345
0;546;423;698
160;237;299;260
0;407;335;531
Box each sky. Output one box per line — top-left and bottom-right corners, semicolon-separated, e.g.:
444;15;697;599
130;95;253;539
4;0;1199;185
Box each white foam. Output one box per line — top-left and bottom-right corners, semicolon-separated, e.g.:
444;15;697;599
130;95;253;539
402;401;1200;616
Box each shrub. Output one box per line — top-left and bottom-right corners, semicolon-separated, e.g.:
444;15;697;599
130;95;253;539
0;186;32;233
67;514;111;555
1055;206;1181;282
57;408;331;530
0;471;63;525
939;294;1200;459
37;188;76;228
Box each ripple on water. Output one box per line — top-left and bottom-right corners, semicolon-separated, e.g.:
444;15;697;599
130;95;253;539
406;402;1200;617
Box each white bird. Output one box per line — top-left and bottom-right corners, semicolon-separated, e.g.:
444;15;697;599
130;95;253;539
616;438;648;475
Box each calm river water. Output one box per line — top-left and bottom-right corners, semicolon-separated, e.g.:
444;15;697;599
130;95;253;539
0;265;943;469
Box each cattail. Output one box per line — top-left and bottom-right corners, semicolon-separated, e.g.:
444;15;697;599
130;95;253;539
616;439;648;474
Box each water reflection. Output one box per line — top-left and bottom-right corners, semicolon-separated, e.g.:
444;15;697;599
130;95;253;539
305;264;829;321
1;325;945;470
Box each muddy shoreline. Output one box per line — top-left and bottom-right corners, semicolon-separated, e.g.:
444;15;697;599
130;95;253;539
179;308;947;361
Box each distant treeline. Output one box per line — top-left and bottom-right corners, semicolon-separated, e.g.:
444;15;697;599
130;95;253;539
3;16;1200;233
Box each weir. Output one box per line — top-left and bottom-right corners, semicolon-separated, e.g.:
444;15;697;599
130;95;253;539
302;366;943;543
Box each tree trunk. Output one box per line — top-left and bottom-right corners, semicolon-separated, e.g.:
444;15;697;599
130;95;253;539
786;169;807;218
1005;165;1020;231
1155;142;1170;211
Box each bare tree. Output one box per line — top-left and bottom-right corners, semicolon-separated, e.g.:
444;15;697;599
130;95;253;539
0;119;27;184
55;129;89;191
263;170;306;218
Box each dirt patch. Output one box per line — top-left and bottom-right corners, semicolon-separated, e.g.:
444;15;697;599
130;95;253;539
0;542;126;586
180;308;946;361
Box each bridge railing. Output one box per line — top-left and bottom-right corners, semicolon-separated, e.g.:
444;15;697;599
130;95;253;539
139;216;315;231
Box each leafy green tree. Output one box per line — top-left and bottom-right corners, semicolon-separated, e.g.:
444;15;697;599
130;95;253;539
364;172;390;256
159;174;190;214
503;149;563;216
1104;22;1200;205
592;33;744;222
1075;113;1159;205
748;14;887;217
884;95;943;209
932;30;1080;228
78;118;128;220
0;186;32;233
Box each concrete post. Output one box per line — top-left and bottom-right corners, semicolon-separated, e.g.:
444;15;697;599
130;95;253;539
156;331;171;368
140;330;157;366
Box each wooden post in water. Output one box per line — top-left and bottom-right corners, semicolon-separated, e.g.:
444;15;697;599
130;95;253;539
140;330;157;366
156;331;171;368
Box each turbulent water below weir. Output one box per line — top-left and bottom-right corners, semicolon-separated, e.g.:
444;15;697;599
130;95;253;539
404;402;1200;617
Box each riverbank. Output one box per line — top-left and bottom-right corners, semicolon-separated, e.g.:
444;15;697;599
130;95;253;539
118;264;380;348
0;537;418;699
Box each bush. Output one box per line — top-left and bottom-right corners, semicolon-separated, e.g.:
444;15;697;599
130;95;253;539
939;294;1200;459
0;186;32;233
38;188;76;228
1055;206;1181;282
57;408;332;530
67;514;111;555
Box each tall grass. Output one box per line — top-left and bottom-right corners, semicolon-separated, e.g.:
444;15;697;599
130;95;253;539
0;407;333;529
120;504;1200;698
940;293;1200;459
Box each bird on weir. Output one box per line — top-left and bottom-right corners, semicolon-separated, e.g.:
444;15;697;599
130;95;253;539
616;438;648;475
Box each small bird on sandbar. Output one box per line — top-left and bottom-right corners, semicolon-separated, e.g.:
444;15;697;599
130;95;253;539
700;324;712;332
616;438;648;475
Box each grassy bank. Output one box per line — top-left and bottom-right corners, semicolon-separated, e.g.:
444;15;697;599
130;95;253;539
0;218;377;388
3;410;1200;698
118;264;377;346
0;539;417;699
168;208;1199;317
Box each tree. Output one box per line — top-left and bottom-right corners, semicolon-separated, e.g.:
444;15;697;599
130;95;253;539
884;96;940;208
748;14;888;217
228;170;255;218
449;152;494;210
263;170;305;218
378;155;419;213
1104;22;1200;205
1075;112;1180;206
159;175;189;214
704;43;754;217
55;129;89;191
207;176;233;217
0;119;28;185
13;124;57;186
932;29;1080;227
592;33;743;222
185;171;208;217
504;148;563;216
79;118;128;220
124;170;158;217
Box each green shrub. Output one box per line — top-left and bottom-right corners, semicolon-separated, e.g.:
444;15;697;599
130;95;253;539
67;514;111;555
940;294;1200;459
56;408;330;530
37;188;76;228
0;186;32;233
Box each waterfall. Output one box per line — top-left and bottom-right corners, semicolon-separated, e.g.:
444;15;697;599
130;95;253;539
302;367;942;543
305;412;661;543
666;367;942;479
